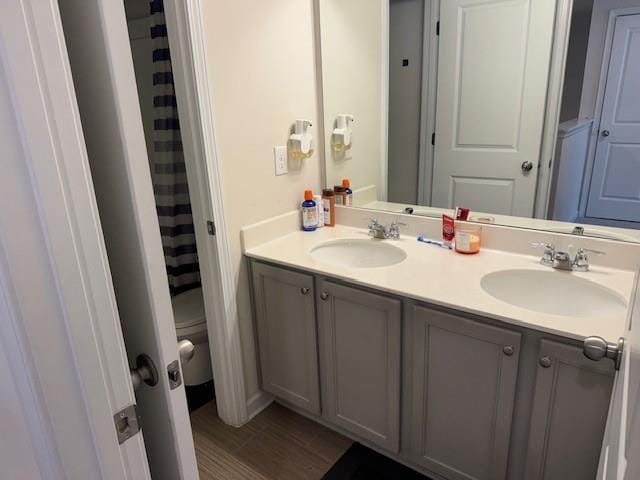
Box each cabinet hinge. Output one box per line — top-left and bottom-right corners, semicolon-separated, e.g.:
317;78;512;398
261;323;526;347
113;404;141;444
431;132;436;146
207;220;216;236
436;21;440;36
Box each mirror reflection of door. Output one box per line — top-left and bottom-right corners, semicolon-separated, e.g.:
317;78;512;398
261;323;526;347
585;13;640;223
431;0;556;217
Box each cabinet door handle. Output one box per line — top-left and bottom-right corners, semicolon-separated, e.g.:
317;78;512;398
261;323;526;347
300;287;310;295
320;292;329;301
539;356;552;368
503;345;514;356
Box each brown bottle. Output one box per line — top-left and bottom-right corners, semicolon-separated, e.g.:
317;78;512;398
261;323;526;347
322;189;336;226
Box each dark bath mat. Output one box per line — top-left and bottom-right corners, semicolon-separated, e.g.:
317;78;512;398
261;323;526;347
323;442;434;480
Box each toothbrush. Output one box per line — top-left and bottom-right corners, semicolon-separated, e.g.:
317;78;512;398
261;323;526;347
417;235;453;250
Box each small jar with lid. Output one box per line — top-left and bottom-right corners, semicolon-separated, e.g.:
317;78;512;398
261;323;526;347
454;223;482;254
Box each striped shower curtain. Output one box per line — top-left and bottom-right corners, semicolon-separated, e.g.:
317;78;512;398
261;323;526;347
150;0;201;296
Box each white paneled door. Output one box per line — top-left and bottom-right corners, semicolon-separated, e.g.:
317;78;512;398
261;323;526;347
57;1;198;479
431;0;556;216
597;272;640;480
586;14;640;222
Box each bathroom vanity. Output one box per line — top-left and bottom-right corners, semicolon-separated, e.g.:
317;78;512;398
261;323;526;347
244;221;635;480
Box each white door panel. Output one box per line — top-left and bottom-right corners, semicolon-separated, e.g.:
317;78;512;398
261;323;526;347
432;0;555;216
587;14;640;222
598;271;640;480
57;1;198;479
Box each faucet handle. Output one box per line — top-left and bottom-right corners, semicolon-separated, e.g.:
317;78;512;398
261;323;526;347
573;247;605;271
578;247;605;256
388;221;407;239
531;242;555;266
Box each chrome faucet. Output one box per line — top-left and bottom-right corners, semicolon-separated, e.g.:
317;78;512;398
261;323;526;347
367;219;406;240
531;243;605;271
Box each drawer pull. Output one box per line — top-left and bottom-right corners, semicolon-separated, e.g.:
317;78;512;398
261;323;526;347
300;287;310;295
503;345;514;356
320;292;329;301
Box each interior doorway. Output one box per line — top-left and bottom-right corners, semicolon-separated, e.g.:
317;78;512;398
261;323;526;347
584;12;640;223
124;0;215;412
551;3;640;230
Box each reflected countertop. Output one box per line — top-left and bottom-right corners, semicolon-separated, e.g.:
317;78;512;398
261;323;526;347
360;200;640;244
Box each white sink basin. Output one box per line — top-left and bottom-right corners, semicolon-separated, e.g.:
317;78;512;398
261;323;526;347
310;239;407;268
481;269;627;317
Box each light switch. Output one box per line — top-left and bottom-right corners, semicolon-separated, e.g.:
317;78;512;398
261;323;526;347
274;146;288;176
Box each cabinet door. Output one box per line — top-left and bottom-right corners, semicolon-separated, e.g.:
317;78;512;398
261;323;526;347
252;262;320;414
410;306;521;480
318;280;402;452
524;339;614;480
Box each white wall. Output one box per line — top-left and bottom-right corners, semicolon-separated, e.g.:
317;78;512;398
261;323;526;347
201;0;322;404
579;0;640;119
388;0;424;205
319;0;386;196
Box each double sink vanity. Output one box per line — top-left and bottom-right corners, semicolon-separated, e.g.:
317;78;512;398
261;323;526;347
242;208;636;480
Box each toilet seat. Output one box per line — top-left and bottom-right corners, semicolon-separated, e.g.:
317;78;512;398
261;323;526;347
172;287;206;330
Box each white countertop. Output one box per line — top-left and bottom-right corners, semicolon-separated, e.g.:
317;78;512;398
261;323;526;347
244;225;635;343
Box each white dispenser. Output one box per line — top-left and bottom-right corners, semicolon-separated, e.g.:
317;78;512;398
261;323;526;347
288;119;314;160
332;114;355;152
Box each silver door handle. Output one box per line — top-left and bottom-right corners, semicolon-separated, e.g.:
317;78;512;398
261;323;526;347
130;354;159;391
178;339;195;365
601;130;610;137
521;161;534;173
583;336;624;370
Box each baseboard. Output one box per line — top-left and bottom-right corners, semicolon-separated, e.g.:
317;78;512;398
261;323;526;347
246;390;274;421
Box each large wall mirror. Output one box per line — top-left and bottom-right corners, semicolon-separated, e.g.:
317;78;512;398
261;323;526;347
317;0;640;243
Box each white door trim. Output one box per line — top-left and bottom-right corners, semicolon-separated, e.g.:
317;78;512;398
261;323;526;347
578;6;640;219
534;0;575;219
164;0;249;425
0;0;150;477
417;0;440;207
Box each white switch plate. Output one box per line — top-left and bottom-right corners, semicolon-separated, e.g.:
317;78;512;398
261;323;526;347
274;146;288;176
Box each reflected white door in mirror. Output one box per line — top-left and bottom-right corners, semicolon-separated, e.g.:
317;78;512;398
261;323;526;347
316;0;640;244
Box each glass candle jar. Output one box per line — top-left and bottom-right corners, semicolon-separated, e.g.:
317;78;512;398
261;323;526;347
455;223;482;254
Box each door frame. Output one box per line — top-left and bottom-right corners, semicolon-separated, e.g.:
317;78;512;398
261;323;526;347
417;0;440;207
534;0;575;219
578;6;640;220
164;0;250;426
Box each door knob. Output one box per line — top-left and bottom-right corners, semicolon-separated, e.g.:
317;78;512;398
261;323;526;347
130;354;159;391
521;161;534;173
601;130;610;137
178;339;195;365
583;336;624;370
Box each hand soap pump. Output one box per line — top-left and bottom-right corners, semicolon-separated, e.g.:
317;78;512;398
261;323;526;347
332;114;355;152
289;119;314;160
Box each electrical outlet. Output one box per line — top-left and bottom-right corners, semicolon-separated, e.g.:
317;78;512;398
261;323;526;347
274;146;288;176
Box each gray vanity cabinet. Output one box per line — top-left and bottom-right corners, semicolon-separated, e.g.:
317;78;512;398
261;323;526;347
410;305;522;480
317;280;402;453
524;339;614;480
251;262;320;414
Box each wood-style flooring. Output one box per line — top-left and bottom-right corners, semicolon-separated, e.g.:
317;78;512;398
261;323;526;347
191;400;353;480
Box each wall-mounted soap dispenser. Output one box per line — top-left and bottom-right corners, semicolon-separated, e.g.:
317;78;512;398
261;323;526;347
288;119;314;160
332;114;355;152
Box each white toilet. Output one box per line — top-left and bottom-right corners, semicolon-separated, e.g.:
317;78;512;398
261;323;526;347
171;287;213;386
